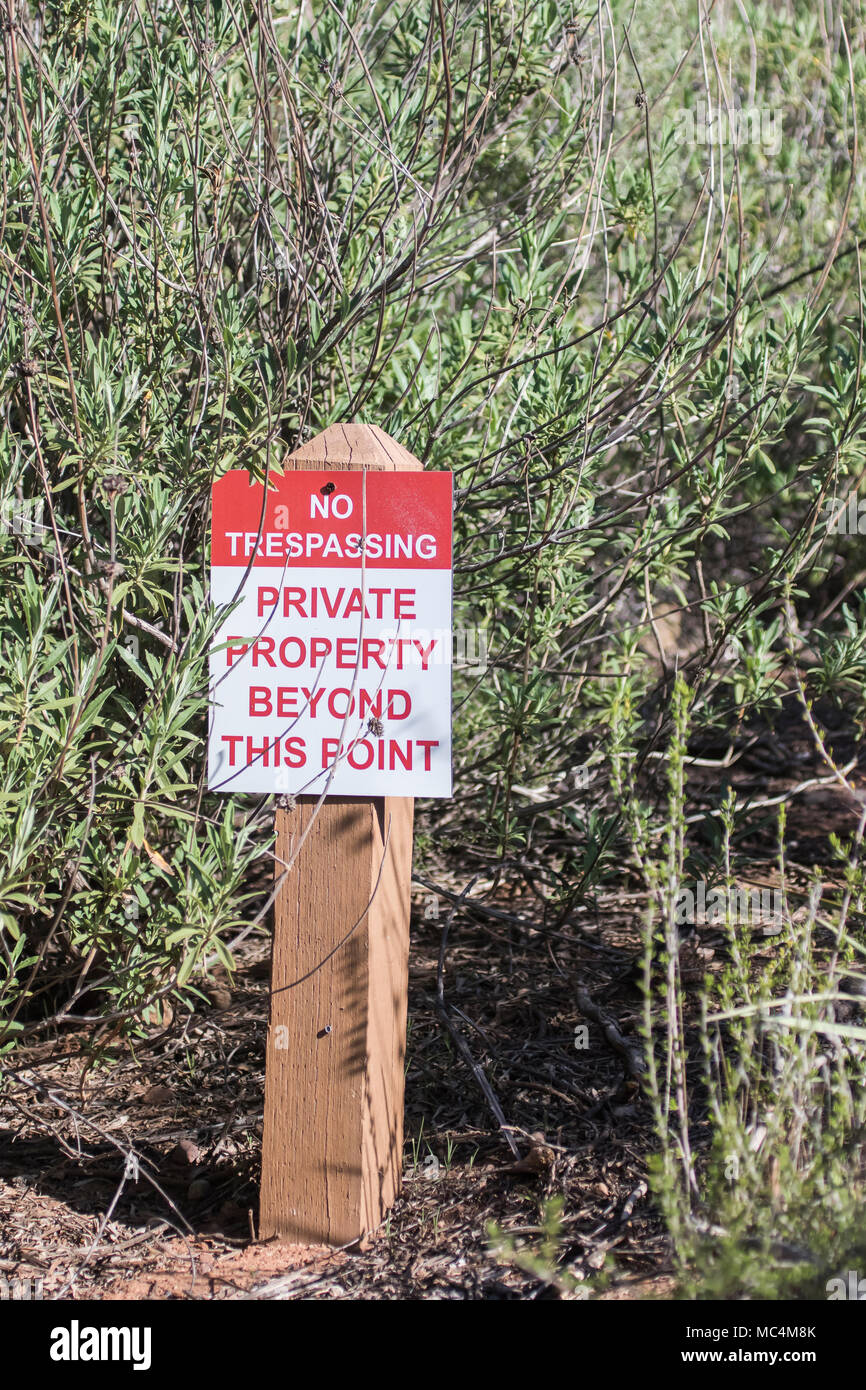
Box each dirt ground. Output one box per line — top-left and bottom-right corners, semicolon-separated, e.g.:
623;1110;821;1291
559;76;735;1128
0;886;674;1299
2;714;862;1300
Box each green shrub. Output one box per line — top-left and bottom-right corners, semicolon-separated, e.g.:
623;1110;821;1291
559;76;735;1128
3;0;866;1296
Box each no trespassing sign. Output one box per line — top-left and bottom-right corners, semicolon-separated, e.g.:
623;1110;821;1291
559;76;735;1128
208;468;453;798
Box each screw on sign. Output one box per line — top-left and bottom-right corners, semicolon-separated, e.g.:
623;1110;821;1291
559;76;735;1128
209;424;453;1245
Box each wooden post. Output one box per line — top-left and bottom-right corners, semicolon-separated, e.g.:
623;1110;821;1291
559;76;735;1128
259;424;419;1246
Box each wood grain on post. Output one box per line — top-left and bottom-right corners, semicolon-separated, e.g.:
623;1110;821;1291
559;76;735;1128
259;423;418;1246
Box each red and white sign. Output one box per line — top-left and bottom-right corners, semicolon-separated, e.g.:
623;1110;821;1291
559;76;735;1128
209;469;452;796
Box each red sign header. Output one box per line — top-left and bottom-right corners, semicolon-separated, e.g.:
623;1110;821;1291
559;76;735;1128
211;469;452;570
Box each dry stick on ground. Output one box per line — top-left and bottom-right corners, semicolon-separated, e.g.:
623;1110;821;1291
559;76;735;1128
434;879;521;1160
589;1180;648;1243
575;986;646;1081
